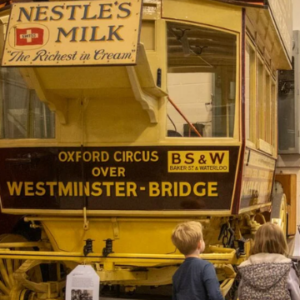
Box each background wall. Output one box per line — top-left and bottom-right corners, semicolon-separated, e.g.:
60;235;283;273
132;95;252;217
167;73;212;137
277;0;300;237
293;0;300;30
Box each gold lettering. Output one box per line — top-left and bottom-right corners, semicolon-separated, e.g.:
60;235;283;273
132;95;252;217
102;182;114;196
91;182;102;196
7;181;22;196
173;181;178;196
73;182;78;196
133;151;142;162
115;182;125;196
114;151;122;162
151;151;159;162
24;182;34;196
127;151;133;162
179;182;191;196
149;182;160;197
193;182;206;196
46;182;57;196
59;182;73;196
208;182;218;196
36;182;46;196
161;182;172;196
127;182;137;196
101;151;109;162
119;167;125;177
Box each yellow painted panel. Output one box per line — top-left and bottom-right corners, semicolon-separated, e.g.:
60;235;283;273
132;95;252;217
38;67;131;90
141;20;155;50
58;96;160;144
42;219;183;254
84;97;160;143
144;20;168;92
41;217;227;260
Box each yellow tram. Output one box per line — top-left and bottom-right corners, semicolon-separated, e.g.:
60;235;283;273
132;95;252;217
0;0;293;299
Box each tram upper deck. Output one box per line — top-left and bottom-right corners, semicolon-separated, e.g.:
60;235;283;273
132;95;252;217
0;0;292;217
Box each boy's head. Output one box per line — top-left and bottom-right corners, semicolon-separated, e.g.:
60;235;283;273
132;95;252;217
171;221;204;255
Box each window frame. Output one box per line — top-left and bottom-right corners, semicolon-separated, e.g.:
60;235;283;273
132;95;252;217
245;39;257;147
165;21;240;141
245;36;277;157
0;67;56;141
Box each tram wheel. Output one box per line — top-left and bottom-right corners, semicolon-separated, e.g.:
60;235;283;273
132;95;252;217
271;193;287;235
0;234;42;300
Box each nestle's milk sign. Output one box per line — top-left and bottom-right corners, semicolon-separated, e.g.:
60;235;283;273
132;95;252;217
2;0;142;66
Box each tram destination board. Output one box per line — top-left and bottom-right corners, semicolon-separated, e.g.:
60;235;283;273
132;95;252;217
2;0;143;66
0;146;239;212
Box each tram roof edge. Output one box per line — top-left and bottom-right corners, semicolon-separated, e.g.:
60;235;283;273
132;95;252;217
210;0;267;8
212;0;292;69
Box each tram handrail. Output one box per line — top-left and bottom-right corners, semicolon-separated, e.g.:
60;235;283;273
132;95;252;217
167;95;202;137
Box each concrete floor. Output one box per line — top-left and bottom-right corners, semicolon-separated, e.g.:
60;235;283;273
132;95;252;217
100;285;172;300
101;298;139;300
101;295;171;300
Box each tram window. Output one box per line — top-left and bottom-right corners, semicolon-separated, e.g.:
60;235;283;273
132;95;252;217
271;82;276;148
245;43;256;143
265;73;271;144
166;22;237;137
278;67;295;152
257;58;265;141
0;68;55;139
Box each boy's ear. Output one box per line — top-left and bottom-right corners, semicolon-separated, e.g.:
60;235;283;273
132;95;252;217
200;239;205;252
197;240;201;249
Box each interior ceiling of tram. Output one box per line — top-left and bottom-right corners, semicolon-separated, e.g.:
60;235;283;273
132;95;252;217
167;22;236;72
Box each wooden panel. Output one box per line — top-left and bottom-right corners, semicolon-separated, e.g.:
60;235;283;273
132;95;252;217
275;174;297;235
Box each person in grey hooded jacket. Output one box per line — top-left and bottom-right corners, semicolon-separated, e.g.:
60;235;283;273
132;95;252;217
238;223;300;300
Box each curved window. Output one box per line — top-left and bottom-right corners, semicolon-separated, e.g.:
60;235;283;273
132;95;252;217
0;68;55;139
167;22;237;138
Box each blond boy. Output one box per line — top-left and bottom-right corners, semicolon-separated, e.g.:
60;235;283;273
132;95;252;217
171;221;224;300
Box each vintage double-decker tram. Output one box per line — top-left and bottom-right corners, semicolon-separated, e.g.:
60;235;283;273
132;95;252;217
0;0;293;299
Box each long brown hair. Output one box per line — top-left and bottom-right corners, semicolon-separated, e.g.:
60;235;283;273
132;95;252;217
251;222;287;255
